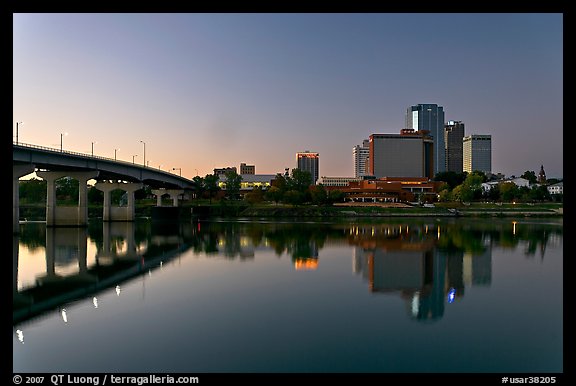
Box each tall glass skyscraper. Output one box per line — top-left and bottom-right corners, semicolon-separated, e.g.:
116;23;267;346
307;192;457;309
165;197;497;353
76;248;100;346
406;104;445;176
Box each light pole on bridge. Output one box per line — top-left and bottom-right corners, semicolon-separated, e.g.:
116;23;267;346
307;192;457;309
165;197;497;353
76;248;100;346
60;132;68;152
91;141;97;157
172;167;182;177
15;122;22;144
132;154;138;164
140;140;146;167
115;148;120;161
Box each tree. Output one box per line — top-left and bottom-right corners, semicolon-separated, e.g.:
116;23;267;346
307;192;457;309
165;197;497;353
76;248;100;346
56;177;79;204
265;186;283;204
327;190;345;205
310;184;328;205
499;182;519;202
88;186;104;205
19;178;47;204
192;176;205;200
271;174;287;192
288;168;312;193
245;186;264;205
203;174;220;204
433;171;467;190
223;170;242;199
521;170;538;184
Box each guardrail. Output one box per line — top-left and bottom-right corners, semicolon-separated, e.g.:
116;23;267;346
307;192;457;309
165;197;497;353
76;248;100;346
13;141;187;179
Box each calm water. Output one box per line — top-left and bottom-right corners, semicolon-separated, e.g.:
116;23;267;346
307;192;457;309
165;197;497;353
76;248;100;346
13;217;563;373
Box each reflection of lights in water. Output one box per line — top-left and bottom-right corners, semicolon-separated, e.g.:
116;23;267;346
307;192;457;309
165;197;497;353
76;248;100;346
437;226;441;240
447;288;456;303
116;285;121;296
149;270;152;276
93;297;98;308
512;221;517;235
16;329;24;344
160;261;163;270
411;292;420;316
61;308;68;323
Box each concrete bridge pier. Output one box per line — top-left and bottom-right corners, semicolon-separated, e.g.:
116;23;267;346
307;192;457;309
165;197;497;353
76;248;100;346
37;171;99;227
94;181;143;221
151;188;184;207
13;164;36;233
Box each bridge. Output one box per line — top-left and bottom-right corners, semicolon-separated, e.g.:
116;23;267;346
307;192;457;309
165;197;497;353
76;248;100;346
13;142;197;232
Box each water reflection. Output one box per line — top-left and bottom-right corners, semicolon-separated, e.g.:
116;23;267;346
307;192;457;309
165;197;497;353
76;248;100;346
14;218;562;327
14;220;197;324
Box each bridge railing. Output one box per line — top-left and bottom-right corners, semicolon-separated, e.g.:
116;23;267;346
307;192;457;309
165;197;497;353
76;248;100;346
13;141;188;179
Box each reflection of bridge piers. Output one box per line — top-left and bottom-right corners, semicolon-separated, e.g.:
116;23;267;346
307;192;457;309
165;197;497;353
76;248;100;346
98;221;142;263
36;227;97;286
13;164;36;233
13;235;33;307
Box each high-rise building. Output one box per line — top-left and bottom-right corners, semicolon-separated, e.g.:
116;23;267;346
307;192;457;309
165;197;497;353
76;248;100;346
444;120;465;173
369;129;434;178
296;151;319;184
463;134;492;174
353;139;370;177
406;104;445;176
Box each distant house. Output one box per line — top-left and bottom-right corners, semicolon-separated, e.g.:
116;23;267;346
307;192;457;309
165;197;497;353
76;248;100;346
481;177;530;193
547;182;563;195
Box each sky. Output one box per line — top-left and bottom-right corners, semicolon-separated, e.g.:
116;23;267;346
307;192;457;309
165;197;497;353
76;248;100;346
12;13;563;180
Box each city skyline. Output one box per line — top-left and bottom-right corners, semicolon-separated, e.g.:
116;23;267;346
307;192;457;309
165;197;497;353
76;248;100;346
13;13;563;179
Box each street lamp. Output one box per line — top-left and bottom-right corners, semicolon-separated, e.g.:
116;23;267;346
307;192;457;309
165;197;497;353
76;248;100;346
91;141;97;157
172;167;182;176
140;140;146;167
132;154;138;164
15;121;22;144
60;132;68;152
114;148;120;161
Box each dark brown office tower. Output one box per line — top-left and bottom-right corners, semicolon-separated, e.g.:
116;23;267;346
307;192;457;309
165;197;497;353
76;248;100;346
444;120;465;173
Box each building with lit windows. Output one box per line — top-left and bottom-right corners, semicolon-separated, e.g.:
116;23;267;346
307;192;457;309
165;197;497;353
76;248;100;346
296;151;319;185
353;139;370;177
463;134;491;174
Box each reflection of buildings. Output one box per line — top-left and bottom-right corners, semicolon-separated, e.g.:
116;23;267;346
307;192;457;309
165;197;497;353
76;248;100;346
294;258;318;270
349;224;492;322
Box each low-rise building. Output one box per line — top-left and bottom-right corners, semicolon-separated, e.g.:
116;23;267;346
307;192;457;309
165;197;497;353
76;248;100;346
324;177;445;203
547;182;563;195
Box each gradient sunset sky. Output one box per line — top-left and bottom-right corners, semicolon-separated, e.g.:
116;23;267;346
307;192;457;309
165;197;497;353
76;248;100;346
13;13;563;179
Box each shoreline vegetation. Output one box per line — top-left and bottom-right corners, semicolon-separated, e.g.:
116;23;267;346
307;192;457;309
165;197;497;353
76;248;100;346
18;202;563;222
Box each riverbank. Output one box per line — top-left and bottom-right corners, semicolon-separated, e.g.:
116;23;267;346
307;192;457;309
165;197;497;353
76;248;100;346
235;202;563;218
18;202;563;222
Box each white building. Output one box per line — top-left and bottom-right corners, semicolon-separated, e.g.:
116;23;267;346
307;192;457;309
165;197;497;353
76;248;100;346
353;139;370;178
547;182;563;195
317;176;362;187
481;177;530;193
